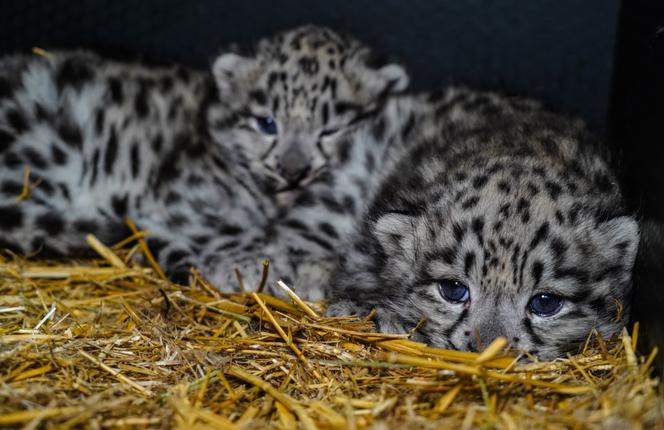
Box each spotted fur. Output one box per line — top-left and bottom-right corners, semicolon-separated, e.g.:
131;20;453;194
0;26;408;294
328;88;639;359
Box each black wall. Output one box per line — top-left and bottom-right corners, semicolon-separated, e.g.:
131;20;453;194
0;0;619;132
610;0;664;369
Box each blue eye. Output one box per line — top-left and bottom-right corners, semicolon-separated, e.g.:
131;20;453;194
255;116;277;135
438;280;470;304
528;293;564;317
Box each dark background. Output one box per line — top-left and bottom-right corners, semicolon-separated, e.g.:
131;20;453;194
1;0;663;366
610;0;664;371
1;0;619;132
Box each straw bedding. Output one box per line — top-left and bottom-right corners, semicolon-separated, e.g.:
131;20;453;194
0;233;663;429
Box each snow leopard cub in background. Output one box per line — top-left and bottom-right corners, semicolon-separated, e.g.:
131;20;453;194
328;89;639;359
0;26;407;290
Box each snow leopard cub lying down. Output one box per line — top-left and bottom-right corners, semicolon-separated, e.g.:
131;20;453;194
328;91;639;359
0;26;407;290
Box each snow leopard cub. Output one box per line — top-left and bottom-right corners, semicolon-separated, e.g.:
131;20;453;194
328;89;639;359
0;26;407;290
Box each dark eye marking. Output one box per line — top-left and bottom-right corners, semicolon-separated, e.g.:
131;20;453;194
463;252;476;277
319;128;340;138
531;261;544;286
260;139;278;161
521;318;545;345
443;308;469;339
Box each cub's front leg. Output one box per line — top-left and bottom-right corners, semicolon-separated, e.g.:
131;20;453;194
195;233;295;293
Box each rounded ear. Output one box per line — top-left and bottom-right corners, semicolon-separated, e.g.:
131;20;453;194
576;215;640;274
373;212;418;257
212;53;259;95
344;49;410;99
375;63;409;92
594;216;640;268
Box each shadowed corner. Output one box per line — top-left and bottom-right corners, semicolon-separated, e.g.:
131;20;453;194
632;219;664;379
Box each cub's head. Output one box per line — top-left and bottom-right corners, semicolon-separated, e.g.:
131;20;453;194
207;25;408;194
330;153;639;360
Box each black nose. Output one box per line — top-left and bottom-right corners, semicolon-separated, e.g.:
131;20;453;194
277;163;311;184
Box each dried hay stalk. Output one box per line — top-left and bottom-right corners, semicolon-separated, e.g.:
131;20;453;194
0;235;662;428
